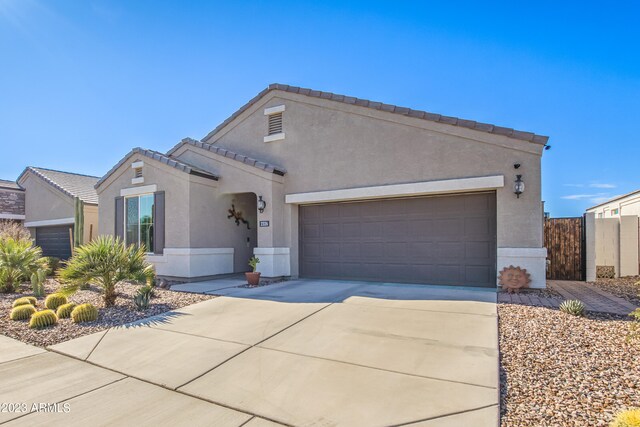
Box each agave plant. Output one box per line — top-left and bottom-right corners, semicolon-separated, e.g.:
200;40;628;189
559;299;586;316
57;236;155;306
0;238;46;293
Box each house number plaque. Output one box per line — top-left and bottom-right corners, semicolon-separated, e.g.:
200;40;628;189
259;221;270;227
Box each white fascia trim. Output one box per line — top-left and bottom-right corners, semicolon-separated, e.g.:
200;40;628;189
131;177;145;185
254;247;290;255
131;161;144;169
286;175;505;204
120;184;157;197
264;104;285;115
163;248;234;256
498;247;548;258
263;133;285;143
0;214;26;220
24;217;74;228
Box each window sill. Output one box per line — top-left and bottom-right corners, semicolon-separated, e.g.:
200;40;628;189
263;133;285;143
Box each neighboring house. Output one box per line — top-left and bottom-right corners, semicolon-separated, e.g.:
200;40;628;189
585;191;640;280
96;83;549;288
17;167;99;259
586;190;640;218
0;179;25;223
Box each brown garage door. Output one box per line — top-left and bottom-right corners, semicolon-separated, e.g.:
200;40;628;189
299;192;497;287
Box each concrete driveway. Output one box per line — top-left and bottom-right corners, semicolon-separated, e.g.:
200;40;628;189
1;279;499;426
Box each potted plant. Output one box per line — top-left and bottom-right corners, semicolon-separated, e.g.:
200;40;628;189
245;256;261;287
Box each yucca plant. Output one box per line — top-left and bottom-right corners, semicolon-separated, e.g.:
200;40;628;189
610;408;640;427
0;238;46;293
57;236;155;306
559;299;586;316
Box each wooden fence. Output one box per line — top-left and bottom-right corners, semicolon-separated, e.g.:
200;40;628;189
544;217;586;281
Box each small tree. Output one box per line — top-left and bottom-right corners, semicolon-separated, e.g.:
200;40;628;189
0;238;45;293
58;236;155;306
0;220;31;241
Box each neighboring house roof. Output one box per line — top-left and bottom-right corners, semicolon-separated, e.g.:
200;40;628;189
95;147;219;189
201;83;550;145
586;189;640;211
170;138;287;176
17;167;99;205
0;179;23;191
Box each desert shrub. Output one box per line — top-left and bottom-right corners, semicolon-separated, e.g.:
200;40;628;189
0;238;46;293
610;408;640;427
0;220;31;241
56;302;77;319
70;303;98;323
559;300;586;316
29;310;57;329
10;304;36;320
134;291;150;310
43;257;60;276
12;296;36;308
58;236;155;306
31;269;46;297
44;293;68;310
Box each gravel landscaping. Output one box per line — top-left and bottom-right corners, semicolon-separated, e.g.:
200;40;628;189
499;303;640;426
0;279;214;347
591;276;640;306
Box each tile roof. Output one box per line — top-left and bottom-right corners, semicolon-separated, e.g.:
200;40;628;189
0;179;23;191
201;83;549;145
169;138;286;176
95;147;219;189
18;167;99;204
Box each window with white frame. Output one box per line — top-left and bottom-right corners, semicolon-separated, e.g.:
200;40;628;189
125;194;154;252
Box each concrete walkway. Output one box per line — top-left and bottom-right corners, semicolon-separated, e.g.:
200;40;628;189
1;280;499;426
498;280;637;316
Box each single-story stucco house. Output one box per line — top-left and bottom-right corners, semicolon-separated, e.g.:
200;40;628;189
17;167;99;259
0;179;25;223
96;84;549;288
586;190;640;219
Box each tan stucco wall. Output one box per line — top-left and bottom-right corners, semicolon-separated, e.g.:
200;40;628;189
97;154;194;248
20;173;74;223
83;204;99;243
202;91;545;249
595;218;620;274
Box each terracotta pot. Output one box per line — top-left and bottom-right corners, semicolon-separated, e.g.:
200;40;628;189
245;272;261;287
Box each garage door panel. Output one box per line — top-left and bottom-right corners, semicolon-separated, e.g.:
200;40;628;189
299;192;496;287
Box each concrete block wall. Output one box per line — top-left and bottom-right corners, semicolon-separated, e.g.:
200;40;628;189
586;213;639;280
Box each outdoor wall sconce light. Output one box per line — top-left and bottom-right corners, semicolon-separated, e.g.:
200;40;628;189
257;196;266;213
514;175;525;198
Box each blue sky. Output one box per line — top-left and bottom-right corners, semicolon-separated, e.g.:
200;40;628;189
1;1;638;217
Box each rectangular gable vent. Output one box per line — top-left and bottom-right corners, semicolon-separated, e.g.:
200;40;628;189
268;112;283;135
134;167;143;178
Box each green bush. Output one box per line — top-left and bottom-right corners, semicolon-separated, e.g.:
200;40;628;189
559;300;586;316
58;236;155;306
0;238;46;293
248;256;260;272
43;257;60;276
44;293;68;311
10;304;36;320
71;303;98;323
12;296;37;308
29;310;57;329
610;409;640;427
56;302;77;319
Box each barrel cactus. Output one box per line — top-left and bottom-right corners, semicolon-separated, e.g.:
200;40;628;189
56;302;77;319
610;409;640;427
10;304;36;320
44;293;68;311
71;303;98;323
559;299;586;316
12;296;37;308
29;310;58;329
